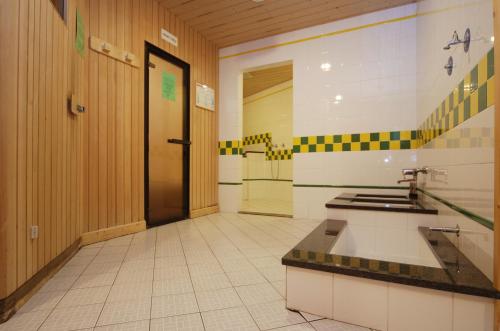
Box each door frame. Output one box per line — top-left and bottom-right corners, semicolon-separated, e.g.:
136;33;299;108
144;42;190;226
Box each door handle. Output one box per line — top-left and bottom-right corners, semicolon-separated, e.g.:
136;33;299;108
167;138;191;145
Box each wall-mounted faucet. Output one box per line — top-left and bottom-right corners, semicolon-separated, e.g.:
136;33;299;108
397;167;429;199
443;29;471;52
428;224;460;237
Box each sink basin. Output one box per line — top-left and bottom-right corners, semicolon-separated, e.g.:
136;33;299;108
351;195;414;205
326;192;438;215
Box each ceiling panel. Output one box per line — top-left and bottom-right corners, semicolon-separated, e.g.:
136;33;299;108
159;0;416;47
243;64;293;98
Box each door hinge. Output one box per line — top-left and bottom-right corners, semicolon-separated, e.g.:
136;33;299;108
148;61;156;69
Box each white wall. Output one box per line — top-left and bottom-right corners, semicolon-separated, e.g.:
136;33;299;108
219;4;418;217
416;0;494;279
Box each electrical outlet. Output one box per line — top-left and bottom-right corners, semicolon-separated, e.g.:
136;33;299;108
30;225;39;239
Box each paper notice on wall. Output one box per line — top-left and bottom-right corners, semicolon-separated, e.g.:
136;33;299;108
196;83;215;111
75;8;85;56
162;71;176;101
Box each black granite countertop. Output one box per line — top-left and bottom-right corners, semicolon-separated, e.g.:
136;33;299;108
326;193;438;215
282;219;499;299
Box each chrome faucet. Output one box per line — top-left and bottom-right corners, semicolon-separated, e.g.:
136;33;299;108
397;167;428;198
429;224;460;237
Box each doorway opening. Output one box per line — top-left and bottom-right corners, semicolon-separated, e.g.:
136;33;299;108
240;62;293;217
144;42;190;227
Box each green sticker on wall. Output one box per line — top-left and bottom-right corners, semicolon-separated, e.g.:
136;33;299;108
75;8;85;56
162;72;176;101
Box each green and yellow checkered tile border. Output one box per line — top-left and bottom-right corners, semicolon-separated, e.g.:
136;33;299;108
418;47;494;146
243;132;272;146
293;130;418;153
220;48;494;156
218;140;242;155
268;148;293;160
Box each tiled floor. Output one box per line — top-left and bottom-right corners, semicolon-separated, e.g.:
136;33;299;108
240;199;293;217
0;213;374;331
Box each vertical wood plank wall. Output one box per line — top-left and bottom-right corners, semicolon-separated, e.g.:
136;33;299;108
0;0;219;299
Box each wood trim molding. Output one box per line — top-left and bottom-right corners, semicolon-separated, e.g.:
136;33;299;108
190;205;219;219
494;1;500;330
0;238;81;323
80;221;146;246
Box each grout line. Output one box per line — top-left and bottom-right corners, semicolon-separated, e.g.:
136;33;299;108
92;236;133;329
148;228;157;331
34;243;106;331
176;220;207;331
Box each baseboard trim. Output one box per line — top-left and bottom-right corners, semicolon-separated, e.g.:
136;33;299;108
190;205;219;218
80;221;146;246
0;238;81;323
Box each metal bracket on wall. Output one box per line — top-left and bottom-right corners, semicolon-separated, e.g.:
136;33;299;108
89;36;140;68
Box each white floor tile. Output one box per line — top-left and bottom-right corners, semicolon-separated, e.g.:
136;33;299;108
191;273;232;292
94;320;150;331
40;303;103;331
226;269;267;286
57;286;110;307
201;306;259;331
19;290;66;313
247;300;305;330
107;282;152;302
150;313;204;331
195;287;243;312
73;273;117;289
0;310;51;331
235;282;282;306
154;265;190;281
310;319;370;331
153;278;194;296
97;299;151;326
269;323;316;330
151;293;199;318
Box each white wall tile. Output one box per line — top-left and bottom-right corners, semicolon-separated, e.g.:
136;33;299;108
452;293;494;331
333;274;388;331
286;267;334;319
388;283;452;331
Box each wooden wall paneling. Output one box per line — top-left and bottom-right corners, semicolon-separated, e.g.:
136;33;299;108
123;0;132;226
98;0;108;230
17;0;29;288
26;0;35;281
107;0;117;229
0;0;19;299
131;0;139;225
116;0;125;227
88;0;99;233
31;0;41;276
37;0;47;271
44;4;53;264
1;0;220;302
80;0;89;235
138;0;146;222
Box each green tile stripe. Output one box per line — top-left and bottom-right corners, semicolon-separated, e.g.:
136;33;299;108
417;188;493;230
218;182;243;185
418;47;494;147
293;130;418;153
243;178;293;182
293;184;409;190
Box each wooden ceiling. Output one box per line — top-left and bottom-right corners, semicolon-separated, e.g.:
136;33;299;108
158;0;416;47
243;64;293;98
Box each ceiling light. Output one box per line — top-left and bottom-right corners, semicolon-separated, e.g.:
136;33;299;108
491;36;495;43
320;62;331;72
252;0;264;2
335;94;343;101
